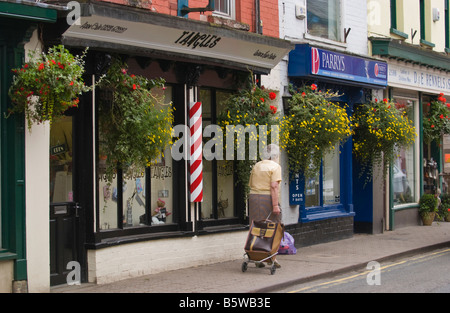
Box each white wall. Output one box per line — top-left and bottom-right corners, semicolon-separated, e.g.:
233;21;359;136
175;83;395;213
88;231;248;284
24;31;50;293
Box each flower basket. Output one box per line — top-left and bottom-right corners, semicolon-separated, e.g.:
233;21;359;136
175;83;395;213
423;94;450;145
8;45;90;130
98;58;174;183
352;98;416;181
217;74;279;197
280;84;351;179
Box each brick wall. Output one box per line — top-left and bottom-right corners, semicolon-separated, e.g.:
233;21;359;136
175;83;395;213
285;217;354;248
98;0;279;38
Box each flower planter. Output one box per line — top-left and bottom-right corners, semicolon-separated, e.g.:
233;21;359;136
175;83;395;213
421;212;436;226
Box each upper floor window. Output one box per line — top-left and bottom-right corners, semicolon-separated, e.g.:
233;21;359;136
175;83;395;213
307;0;341;42
214;0;235;19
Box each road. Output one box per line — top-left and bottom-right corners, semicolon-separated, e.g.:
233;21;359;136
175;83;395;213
273;248;450;293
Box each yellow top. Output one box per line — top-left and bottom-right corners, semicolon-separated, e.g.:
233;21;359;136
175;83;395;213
249;160;282;195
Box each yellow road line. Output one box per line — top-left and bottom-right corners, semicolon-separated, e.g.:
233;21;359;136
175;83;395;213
288;248;450;293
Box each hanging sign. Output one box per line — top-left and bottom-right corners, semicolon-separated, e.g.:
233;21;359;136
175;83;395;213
289;172;304;206
189;101;203;202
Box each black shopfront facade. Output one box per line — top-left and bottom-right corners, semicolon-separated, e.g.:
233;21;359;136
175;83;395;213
45;1;292;284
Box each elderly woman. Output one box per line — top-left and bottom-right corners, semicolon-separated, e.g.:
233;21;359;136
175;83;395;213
248;143;282;223
248;144;282;268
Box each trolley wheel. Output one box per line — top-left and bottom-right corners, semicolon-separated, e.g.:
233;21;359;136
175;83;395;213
241;262;248;272
270;265;276;275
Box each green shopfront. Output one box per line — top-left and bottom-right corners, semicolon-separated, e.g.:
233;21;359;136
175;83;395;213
0;1;57;292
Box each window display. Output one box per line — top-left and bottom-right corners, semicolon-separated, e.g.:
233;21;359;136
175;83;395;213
393;98;415;205
97;86;173;230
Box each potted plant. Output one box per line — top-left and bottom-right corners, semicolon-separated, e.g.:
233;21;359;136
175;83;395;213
418;193;438;226
280;84;352;180
8;45;90;130
352;98;416;182
439;193;450;222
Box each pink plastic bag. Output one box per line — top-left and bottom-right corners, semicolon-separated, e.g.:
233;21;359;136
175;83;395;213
278;231;297;255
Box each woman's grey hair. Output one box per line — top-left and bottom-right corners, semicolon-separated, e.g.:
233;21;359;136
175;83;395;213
262;144;280;160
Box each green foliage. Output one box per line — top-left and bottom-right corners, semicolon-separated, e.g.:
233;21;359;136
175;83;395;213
352;98;416;181
419;193;438;216
8;45;89;130
423;94;450;145
217;74;279;196
98;58;174;183
439;193;450;220
280;84;351;180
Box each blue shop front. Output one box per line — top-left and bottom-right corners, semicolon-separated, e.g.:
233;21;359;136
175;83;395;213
287;44;388;239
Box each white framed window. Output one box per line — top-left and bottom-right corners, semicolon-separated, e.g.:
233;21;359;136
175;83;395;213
307;0;341;42
214;0;235;19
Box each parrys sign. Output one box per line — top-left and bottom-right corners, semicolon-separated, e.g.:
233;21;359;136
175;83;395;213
289;45;388;87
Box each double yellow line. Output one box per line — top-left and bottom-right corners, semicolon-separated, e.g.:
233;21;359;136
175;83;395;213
288;248;450;293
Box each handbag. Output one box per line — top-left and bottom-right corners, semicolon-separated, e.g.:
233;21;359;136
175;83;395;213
244;217;284;261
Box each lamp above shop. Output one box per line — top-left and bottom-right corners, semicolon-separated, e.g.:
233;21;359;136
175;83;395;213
179;0;215;17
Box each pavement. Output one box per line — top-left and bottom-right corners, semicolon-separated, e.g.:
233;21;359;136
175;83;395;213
51;222;450;293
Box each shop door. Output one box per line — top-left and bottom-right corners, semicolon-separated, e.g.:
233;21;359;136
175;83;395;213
49;115;83;286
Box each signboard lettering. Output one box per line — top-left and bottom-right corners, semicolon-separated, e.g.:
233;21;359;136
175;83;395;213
388;63;450;94
175;31;221;49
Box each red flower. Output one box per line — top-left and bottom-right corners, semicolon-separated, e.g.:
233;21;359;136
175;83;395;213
269;92;276;100
311;84;317;91
440;114;444;119
69;81;74;86
270;105;277;114
132;84;137;90
438;96;446;103
383;98;388;103
38;63;45;71
302;92;306;97
431;124;435;128
260;97;265;102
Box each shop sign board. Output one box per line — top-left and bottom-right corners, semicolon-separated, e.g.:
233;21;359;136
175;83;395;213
388;62;450;95
62;15;292;72
289;44;388;87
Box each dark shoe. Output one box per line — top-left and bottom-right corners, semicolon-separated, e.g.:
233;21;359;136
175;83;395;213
255;262;265;268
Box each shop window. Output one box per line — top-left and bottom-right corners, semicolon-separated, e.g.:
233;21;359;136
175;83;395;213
305;145;341;208
307;0;341;42
199;88;236;225
97;86;174;231
214;0;235;19
50;115;74;204
393;98;416;205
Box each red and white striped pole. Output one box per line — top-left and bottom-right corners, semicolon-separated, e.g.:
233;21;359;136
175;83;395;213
189;101;203;202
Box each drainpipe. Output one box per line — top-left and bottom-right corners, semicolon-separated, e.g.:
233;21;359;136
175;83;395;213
255;0;262;34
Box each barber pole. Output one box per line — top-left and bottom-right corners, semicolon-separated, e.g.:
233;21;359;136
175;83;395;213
189;101;203;202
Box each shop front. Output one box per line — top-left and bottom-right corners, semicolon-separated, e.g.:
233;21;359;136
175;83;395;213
46;1;292;284
287;44;388;240
0;1;58;293
372;38;450;230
